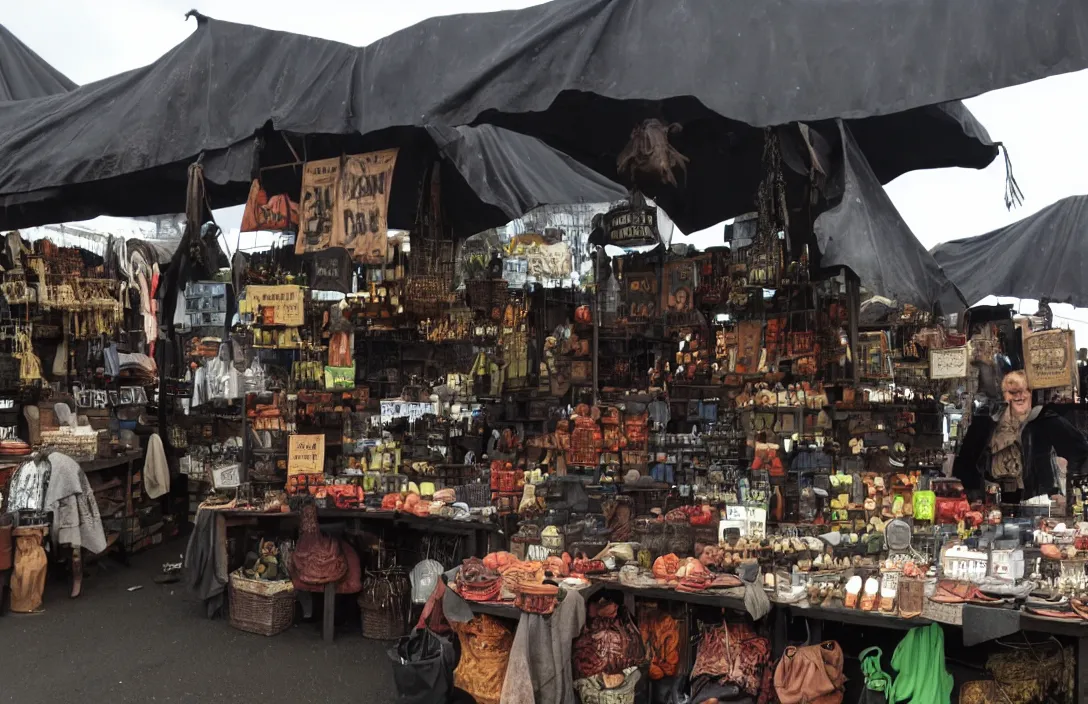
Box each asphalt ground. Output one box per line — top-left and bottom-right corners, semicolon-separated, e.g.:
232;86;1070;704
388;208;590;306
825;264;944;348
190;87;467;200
0;541;398;704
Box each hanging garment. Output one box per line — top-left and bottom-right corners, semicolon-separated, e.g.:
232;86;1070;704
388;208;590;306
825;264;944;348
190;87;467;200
691;621;771;698
887;624;954;704
639;604;681;680
572;600;646;679
184;504;230;618
453;615;515;704
144;433;170;500
500;590;586;704
44;452;107;554
10;527;47;613
290;502;347;587
7;457;49;512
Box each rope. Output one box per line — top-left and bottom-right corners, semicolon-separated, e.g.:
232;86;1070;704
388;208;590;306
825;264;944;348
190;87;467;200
998;143;1025;211
887;624;953;704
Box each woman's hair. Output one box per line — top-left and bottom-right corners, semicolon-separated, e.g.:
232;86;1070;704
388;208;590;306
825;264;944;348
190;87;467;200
1001;370;1030;392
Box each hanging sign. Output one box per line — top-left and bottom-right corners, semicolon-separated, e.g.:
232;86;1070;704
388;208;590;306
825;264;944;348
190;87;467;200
309;248;354;293
1024;329;1074;389
296;157;341;255
336;149;398;265
929;346;969;379
288;434;326;476
246;285;305;326
602;200;659;247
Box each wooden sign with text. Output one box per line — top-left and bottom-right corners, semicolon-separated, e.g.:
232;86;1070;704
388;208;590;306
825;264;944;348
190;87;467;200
1024;329;1074;389
247;285;305;326
929;346;968;379
288;434;326;476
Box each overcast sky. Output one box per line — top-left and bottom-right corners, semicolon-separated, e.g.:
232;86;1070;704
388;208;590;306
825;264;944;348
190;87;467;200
6;1;1088;290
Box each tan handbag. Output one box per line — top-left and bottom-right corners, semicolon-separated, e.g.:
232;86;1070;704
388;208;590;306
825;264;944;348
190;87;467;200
774;641;846;704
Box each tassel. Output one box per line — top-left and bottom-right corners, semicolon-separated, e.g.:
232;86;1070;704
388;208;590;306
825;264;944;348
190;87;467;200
999;143;1024;210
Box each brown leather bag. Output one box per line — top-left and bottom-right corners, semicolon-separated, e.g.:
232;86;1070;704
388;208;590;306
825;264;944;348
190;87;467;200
774;641;846;704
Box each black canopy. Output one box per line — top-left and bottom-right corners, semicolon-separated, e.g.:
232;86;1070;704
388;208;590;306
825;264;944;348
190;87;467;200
931;195;1088;307
2;1;1087;229
0;24;75;101
815;122;967;313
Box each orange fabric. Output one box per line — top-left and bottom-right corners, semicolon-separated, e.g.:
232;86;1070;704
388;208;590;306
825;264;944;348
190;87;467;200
639;605;680;680
241;179;300;232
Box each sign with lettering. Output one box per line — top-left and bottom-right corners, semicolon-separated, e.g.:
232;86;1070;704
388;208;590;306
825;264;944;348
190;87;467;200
1025;329;1074;389
246;285;305;326
324;365;356;390
211;463;241;490
310;248;353;293
288;434;326;476
337;149;398;265
929;346;968;379
296;157;341;255
602;201;659;247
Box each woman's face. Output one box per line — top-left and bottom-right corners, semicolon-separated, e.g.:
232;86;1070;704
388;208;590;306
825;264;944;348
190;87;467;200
1004;381;1032;416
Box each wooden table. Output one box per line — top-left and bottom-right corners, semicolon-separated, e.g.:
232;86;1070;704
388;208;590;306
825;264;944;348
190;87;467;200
215;508;499;642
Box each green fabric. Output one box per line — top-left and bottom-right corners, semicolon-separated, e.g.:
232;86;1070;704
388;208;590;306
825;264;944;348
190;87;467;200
887;624;953;704
859;647;892;692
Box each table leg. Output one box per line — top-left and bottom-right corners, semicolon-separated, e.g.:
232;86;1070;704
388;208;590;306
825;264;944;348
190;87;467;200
323;582;336;643
1078;636;1088;704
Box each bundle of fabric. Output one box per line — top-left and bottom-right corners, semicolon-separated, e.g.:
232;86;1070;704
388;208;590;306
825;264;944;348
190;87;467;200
452;614;515;704
638;603;680;680
457;557;502;602
43;452;107;555
573;599;647;679
574;666;641;704
691;621;772;700
886;624;954;704
289;501;347;588
774;641;846;704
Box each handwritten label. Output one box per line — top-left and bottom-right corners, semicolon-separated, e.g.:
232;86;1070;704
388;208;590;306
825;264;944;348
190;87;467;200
929;346;968;379
288;434;326;476
1025;329;1073;389
337;150;398;265
247;285;304;326
296;158;341;255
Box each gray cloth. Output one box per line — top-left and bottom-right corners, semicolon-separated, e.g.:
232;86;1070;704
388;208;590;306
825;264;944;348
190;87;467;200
184;507;229;618
144;433;169;499
738;560;770;621
44;452;107;554
500;589;586;704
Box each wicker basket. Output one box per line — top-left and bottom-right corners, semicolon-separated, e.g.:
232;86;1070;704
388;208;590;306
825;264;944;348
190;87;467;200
228;570;296;636
359;568;411;640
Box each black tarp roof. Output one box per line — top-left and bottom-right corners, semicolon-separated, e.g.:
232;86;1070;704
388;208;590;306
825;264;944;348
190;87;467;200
815;122;967;313
931;195;1088;307
0;24;75;101
1;1;1085;230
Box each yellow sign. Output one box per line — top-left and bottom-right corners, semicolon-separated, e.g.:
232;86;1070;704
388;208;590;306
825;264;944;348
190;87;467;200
247;285;304;326
288;434;326;476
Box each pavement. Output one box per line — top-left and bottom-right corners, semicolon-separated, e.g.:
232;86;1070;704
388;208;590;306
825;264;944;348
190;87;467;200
0;541;398;704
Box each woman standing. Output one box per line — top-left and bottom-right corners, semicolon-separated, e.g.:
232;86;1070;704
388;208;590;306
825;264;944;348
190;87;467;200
954;371;1088;506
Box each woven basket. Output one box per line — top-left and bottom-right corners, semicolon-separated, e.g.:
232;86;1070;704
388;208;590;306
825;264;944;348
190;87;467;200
359;569;411;640
228;570;295;636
